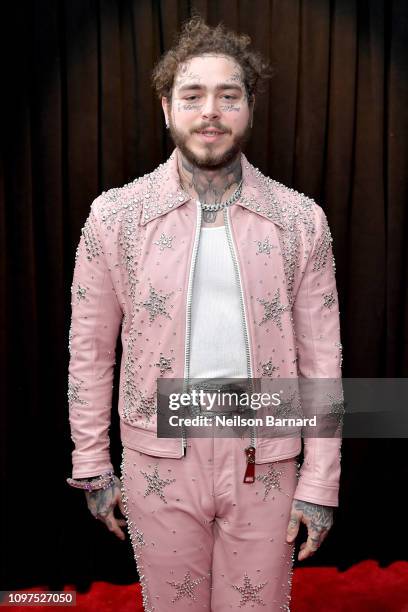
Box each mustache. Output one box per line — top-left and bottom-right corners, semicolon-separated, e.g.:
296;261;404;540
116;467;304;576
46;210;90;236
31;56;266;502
193;125;230;133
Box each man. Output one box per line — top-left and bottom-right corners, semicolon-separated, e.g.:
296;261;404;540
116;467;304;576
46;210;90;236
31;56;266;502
66;17;342;611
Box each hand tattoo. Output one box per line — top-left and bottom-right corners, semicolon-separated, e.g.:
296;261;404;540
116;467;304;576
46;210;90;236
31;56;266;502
293;500;333;534
84;475;126;539
287;499;334;560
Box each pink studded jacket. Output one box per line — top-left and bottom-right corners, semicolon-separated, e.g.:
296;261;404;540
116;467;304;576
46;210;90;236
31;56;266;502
67;148;343;506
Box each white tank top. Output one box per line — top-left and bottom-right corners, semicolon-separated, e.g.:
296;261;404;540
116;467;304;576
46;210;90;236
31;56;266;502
189;205;248;380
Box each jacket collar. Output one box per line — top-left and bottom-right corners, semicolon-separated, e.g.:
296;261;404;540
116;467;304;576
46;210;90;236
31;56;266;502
139;148;285;228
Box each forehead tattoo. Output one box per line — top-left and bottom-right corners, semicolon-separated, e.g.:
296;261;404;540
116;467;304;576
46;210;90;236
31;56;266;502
174;67;202;89
174;55;247;97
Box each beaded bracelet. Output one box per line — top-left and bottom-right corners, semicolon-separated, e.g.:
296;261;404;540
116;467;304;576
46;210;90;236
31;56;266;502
66;470;115;492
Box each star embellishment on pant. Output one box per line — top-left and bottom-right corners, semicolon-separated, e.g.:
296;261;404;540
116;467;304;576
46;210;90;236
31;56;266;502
256;464;289;501
232;572;268;607
140;465;176;503
166;570;206;603
257;288;288;330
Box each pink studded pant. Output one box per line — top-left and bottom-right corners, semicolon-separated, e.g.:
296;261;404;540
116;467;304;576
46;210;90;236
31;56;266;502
120;435;298;611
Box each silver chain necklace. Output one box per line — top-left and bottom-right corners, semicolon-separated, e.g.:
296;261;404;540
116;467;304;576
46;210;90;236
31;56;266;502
200;179;243;223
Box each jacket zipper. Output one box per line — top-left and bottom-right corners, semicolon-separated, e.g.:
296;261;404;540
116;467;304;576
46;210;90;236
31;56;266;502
182;201;203;455
223;207;257;483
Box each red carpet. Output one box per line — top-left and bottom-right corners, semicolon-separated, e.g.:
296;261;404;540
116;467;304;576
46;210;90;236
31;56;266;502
3;561;408;611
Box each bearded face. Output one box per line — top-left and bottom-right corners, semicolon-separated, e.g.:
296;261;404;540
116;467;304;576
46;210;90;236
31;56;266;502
163;54;254;170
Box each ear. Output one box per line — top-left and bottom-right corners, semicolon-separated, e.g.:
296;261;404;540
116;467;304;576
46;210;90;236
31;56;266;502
162;96;170;127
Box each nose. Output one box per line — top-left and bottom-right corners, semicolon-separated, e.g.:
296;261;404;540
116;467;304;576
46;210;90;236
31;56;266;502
201;95;221;121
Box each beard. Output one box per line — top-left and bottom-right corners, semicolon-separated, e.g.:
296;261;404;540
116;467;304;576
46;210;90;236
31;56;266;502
167;116;252;170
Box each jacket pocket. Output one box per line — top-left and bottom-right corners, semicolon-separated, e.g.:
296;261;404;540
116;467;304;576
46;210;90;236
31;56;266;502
255;436;301;463
120;420;184;458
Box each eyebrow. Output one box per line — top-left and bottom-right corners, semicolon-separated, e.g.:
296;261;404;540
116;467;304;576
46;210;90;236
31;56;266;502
176;82;243;93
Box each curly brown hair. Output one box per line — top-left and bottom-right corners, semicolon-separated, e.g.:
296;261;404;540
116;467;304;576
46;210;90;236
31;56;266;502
151;16;273;103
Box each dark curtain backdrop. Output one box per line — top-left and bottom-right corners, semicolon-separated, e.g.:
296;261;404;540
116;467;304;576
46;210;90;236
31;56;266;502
1;0;407;591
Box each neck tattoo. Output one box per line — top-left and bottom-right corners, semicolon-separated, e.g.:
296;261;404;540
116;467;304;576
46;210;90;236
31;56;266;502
177;152;242;223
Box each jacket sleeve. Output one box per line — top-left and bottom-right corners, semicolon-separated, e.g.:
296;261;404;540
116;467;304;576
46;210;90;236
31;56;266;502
292;203;343;507
67;196;123;479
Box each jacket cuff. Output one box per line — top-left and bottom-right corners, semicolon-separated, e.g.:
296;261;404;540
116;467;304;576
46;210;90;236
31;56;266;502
71;456;114;479
293;477;339;507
